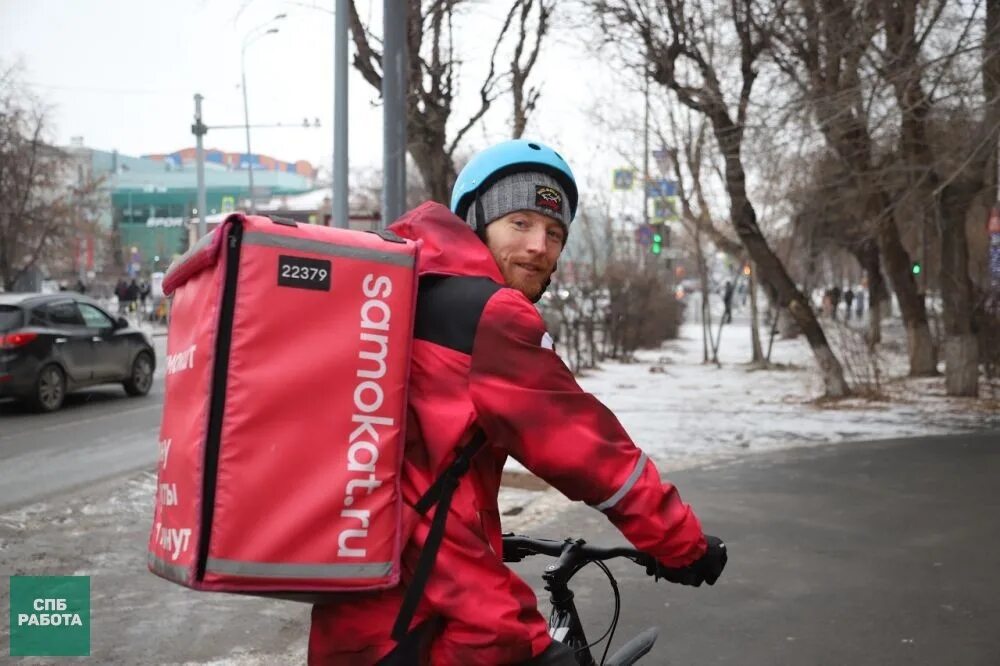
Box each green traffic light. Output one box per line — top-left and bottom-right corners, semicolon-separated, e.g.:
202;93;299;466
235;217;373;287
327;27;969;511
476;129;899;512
653;233;663;243
651;243;662;255
911;262;922;275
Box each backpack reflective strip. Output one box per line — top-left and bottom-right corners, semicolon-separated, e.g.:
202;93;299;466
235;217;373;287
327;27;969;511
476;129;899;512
242;232;415;267
148;553;190;583
592;452;648;512
205;558;394;579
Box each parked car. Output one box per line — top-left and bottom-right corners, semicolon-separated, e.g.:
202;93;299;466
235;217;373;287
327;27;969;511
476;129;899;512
0;292;155;412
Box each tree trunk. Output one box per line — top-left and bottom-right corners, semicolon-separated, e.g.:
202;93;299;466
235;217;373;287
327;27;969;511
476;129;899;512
695;230;712;363
876;203;938;375
944;335;980;395
712;118;849;397
749;264;764;363
939;183;980;396
406;100;455;206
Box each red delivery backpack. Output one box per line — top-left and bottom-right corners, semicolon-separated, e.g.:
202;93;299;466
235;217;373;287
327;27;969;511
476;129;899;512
148;213;489;638
148;212;420;595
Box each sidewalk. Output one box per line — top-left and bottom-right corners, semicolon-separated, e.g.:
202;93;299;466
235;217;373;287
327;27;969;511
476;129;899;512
510;430;1000;665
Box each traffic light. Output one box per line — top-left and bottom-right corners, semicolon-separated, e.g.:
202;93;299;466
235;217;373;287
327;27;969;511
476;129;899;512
911;261;922;276
650;223;667;255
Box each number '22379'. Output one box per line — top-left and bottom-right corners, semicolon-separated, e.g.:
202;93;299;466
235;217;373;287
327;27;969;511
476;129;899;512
277;255;332;291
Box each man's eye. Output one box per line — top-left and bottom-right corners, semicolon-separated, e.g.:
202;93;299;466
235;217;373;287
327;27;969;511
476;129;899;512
513;219;528;228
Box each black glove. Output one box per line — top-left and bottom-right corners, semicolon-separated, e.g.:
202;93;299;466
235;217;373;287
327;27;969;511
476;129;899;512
691;535;727;585
652;535;728;587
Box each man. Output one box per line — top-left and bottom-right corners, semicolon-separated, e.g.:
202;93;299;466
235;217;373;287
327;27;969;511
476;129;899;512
309;139;727;665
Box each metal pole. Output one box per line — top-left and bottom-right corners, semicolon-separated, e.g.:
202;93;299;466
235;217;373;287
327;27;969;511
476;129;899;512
643;68;650;230
241;59;256;214
238;23;281;216
333;0;349;228
382;0;407;229
193;94;208;239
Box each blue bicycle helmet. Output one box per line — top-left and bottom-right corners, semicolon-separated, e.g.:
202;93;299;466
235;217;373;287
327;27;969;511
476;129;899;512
451;139;579;223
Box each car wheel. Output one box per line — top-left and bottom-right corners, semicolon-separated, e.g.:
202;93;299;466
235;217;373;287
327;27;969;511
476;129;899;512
32;364;66;412
123;351;154;396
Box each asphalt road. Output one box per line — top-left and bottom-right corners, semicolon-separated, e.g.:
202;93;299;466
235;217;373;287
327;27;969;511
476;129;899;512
512;430;1000;665
0;336;167;512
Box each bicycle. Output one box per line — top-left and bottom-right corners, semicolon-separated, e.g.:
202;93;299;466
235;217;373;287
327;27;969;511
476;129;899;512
503;533;689;666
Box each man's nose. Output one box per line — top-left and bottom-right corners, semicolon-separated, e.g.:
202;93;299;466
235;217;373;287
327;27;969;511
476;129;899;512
525;228;547;254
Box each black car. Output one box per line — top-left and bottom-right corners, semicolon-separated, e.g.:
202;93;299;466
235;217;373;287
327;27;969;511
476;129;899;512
0;292;156;412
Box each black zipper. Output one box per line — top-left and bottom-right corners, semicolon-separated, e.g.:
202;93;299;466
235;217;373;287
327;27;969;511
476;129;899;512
196;221;243;580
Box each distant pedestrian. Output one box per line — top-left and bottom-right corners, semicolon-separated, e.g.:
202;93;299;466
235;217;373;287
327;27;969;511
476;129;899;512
830;285;842;320
723;280;735;324
855;288;865;319
126;279;140;314
843;288;854;321
115;278;129;313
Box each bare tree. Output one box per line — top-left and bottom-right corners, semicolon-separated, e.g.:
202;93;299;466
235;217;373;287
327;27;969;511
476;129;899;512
509;0;554;138
769;0;939;376
0;67;103;291
348;0;555;204
786;154;890;344
874;0;1000;395
592;0;850;397
659;115;742;363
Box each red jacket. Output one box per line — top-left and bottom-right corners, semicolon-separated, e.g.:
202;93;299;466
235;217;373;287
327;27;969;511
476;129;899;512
309;202;706;664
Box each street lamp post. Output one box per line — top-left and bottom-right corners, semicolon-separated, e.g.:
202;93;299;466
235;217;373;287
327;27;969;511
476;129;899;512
241;16;284;214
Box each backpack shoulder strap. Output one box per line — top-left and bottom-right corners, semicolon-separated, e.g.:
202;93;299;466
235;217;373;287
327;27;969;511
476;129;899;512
391;428;489;642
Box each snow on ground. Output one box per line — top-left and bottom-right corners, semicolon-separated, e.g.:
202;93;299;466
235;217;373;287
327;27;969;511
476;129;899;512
499;316;999;531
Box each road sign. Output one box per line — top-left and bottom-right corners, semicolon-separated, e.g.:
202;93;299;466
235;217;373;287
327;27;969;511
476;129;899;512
635;223;653;246
653;196;678;222
645;178;677;198
613;168;635;190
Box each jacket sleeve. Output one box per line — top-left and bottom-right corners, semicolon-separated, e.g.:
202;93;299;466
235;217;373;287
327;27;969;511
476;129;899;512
468;288;707;567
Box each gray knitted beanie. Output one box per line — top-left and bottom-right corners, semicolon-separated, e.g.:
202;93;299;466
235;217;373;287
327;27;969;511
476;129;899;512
464;171;571;233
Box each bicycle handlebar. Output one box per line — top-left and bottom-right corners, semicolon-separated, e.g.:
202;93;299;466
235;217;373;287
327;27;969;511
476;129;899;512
502;534;651;565
502;533;695;584
503;534;708;585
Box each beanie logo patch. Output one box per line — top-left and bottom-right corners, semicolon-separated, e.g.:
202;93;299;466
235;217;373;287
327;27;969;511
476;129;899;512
535;185;563;214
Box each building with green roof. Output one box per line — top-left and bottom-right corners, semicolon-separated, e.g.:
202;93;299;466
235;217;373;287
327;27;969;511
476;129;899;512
77;145;314;275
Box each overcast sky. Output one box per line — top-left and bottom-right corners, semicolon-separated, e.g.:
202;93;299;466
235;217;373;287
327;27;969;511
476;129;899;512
1;0;653;201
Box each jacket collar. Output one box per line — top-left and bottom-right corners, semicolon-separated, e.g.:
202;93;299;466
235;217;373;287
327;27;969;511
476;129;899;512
388;202;505;283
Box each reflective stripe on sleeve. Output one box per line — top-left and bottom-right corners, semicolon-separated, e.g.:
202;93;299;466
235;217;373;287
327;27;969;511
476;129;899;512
592;452;648;512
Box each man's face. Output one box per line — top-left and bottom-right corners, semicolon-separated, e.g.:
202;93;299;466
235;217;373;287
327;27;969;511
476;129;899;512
484;210;566;301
